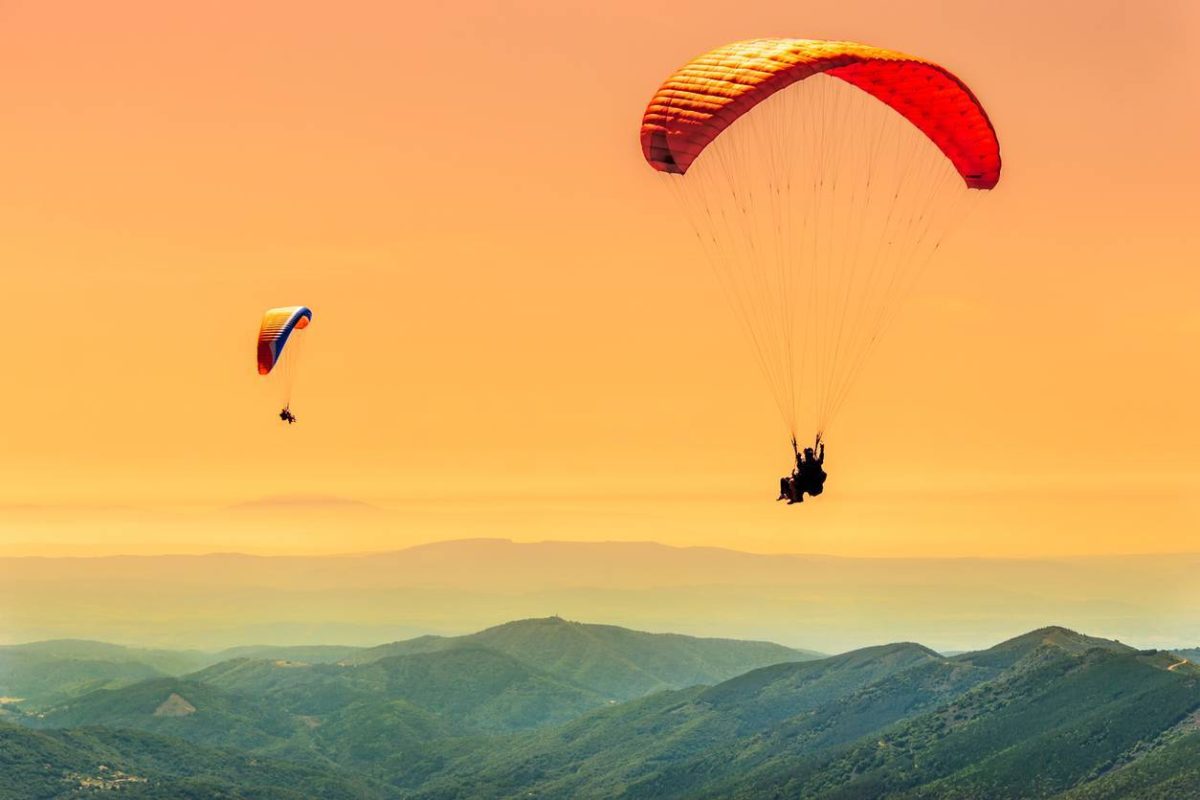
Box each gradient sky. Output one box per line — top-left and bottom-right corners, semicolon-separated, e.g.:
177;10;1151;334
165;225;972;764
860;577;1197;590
1;0;1197;558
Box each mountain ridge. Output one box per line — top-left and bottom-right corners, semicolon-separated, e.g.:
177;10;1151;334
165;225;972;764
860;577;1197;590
6;539;1196;654
4;620;1198;799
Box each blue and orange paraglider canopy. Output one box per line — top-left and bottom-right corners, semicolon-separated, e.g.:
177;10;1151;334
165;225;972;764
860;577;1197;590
257;306;312;376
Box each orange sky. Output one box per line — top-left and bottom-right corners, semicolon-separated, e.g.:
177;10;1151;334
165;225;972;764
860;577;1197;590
0;0;1197;558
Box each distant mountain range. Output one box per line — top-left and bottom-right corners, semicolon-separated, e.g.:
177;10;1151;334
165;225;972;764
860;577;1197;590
1;618;1197;799
2;618;814;712
3;539;1197;652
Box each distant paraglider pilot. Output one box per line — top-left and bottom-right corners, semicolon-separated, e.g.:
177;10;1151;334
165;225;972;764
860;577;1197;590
777;436;826;504
258;305;312;426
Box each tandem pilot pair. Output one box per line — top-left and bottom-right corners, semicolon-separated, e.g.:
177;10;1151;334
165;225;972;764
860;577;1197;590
778;437;827;505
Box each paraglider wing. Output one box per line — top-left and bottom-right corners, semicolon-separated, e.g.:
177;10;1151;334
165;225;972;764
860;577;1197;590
638;37;1002;443
640;39;1000;189
257;306;312;376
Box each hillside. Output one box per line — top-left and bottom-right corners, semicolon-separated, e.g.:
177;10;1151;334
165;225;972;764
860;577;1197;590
413;627;1200;799
0;641;211;709
705;633;1200;799
1057;729;1200;800
25;616;809;771
213;644;363;664
412;643;994;799
1171;647;1198;663
5;622;1198;799
1;616;813;715
33;677;305;751
11;618;814;793
0;720;384;799
955;625;1135;670
0;640;208;672
43;648;606;741
0;657;164;710
346;617;818;698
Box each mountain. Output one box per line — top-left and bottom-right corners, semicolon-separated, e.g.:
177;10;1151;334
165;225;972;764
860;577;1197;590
33;678;305;751
20;615;809;772
697;632;1200;799
708;637;1198;799
6;622;1199;799
413;626;1200;800
5;541;1198;653
304;698;472;789
0;720;384;799
0;640;370;710
1057;730;1200;800
13;617;811;792
334;646;607;731
956;625;1135;670
39;649;605;741
412;642;995;799
0;640;208;673
0;657;163;711
0;616;812;715
0;640;211;709
212;644;363;664
345;617;818;699
186;618;813;725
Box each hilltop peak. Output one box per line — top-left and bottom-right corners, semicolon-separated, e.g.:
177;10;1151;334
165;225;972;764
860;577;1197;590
476;616;631;636
1003;626;1130;652
342;617;815;700
856;641;943;658
959;625;1134;670
491;615;572;627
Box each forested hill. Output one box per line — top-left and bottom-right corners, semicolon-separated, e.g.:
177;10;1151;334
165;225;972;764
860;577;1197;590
1;623;1197;799
342;616;819;698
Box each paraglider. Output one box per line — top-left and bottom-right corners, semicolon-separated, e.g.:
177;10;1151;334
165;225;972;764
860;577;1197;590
640;38;1001;502
778;437;826;504
257;306;312;424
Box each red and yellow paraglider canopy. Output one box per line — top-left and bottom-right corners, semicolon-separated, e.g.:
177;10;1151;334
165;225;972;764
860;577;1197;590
639;38;1001;443
641;39;1000;188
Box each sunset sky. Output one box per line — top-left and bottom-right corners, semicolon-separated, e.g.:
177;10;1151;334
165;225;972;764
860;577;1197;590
1;0;1197;558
